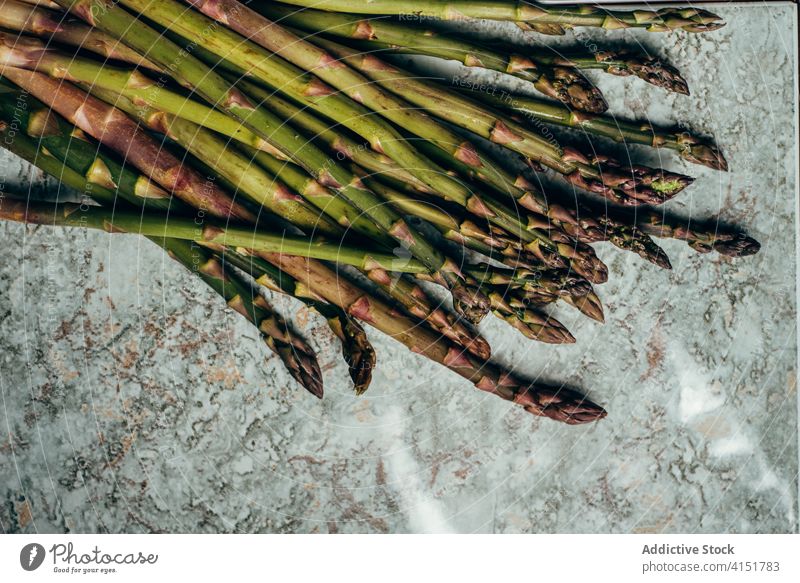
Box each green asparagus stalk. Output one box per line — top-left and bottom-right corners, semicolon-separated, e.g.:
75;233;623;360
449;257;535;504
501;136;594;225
0;32;393;240
253;2;606;112
163;239;324;398
219;250;376;395
0;198;439;273
531;49;690;95
0;117;118;202
164;0;570;269
479;89;727;171
85;87;345;237
272;1;725;33
11;107;368;395
313;36;694;206
1;67;256;222
0;88;178;211
262;252;606;424
54;0;488;320
0;0;161;71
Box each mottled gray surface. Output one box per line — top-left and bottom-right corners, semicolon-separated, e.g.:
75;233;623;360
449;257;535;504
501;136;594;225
0;4;797;533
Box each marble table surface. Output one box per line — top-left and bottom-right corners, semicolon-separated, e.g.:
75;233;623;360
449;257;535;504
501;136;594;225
0;3;797;533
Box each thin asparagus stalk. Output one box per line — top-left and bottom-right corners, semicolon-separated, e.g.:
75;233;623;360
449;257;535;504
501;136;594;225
0;0;161;71
532;49;690;95
314;36;694;206
262;252;606;424
272;1;725;33
59;0;488;320
1;67;256;221
219;250;376;395
162;239;324;398
335;16;690;93
0;198;438;273
635;211;761;258
254;2;606;112
479;89;727;171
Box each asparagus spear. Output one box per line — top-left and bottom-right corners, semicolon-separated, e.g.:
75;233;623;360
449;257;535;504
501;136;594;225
1;67;256;222
532;49;690;96
253;2;606;112
162;239;324;398
479;89;727;171
634;212;761;258
262;252;606;424
313;36;694;206
220;250;376;395
229;73;570;272
272;1;725;33
51;0;487;322
0;198;440;273
0;32;391;240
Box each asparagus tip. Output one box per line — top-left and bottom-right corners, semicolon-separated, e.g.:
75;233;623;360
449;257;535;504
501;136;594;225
714;234;761;258
523;385;607;425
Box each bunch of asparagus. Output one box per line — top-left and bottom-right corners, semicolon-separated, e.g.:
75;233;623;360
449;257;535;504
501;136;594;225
0;0;759;426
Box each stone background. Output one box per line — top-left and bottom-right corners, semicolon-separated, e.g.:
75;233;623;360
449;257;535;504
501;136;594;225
0;3;797;533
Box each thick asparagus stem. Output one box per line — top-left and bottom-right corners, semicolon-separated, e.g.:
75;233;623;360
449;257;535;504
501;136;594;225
253;2;606;112
273;1;725;33
314;36;694;206
262;252;606;424
164;239;324;398
479;89;727;171
1;68;256;221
